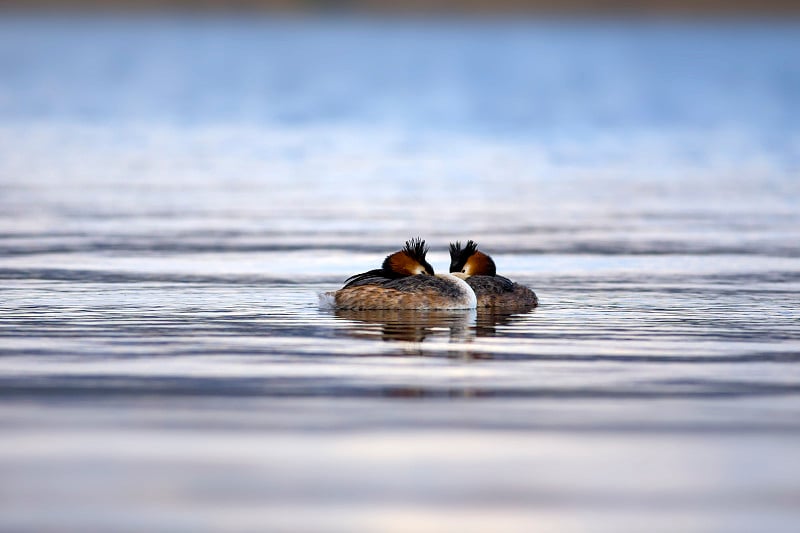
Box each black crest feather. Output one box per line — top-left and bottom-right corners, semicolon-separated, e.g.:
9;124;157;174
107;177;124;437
449;240;478;272
402;237;429;264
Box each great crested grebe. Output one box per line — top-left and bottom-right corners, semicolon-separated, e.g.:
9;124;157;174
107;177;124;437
328;238;476;310
449;240;538;309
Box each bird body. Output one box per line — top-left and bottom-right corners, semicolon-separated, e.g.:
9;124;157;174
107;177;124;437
449;240;538;309
333;272;476;310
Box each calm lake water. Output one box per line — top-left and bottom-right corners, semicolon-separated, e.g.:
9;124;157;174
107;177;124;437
1;14;800;532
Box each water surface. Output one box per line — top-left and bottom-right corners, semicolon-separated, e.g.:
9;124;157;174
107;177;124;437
1;14;799;532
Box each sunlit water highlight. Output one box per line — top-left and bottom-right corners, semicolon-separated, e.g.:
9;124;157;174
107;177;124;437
1;14;799;532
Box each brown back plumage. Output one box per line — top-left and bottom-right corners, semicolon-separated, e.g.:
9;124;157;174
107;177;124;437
335;276;471;310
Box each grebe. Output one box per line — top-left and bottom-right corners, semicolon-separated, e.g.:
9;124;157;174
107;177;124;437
449;240;538;309
329;238;476;310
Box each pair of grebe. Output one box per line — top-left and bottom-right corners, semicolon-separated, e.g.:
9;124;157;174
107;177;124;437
329;238;538;310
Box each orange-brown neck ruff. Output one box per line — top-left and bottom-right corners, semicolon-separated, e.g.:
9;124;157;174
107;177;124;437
465;251;497;277
384;251;426;277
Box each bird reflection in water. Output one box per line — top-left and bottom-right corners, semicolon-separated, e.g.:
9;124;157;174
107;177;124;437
334;309;476;343
333;303;536;344
473;307;536;337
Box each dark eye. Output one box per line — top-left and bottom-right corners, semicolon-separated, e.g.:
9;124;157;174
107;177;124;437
461;269;466;273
